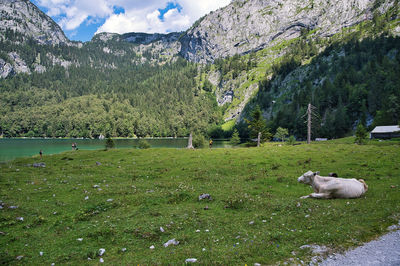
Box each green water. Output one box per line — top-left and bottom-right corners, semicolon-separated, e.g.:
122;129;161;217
0;138;231;162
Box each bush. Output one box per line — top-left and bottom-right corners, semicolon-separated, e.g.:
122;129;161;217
105;137;115;149
192;134;206;148
138;139;151;149
355;124;368;145
286;135;296;145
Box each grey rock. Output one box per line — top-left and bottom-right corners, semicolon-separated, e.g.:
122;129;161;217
185;258;198;263
0;59;15;79
0;0;70;45
199;193;212;201
33;162;46;168
8;52;30;74
179;0;394;63
163;238;179;247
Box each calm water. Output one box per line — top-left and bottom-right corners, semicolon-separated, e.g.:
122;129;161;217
0;138;231;162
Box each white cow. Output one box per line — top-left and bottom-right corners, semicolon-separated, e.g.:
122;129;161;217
297;171;368;199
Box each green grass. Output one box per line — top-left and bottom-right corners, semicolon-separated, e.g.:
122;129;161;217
1;143;400;264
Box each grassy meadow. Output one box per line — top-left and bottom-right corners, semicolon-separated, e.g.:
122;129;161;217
1;142;400;265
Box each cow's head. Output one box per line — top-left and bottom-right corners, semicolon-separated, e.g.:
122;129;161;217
297;170;319;184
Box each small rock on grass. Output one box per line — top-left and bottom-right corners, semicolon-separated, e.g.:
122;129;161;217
164;239;179;247
185;258;197;263
160;227;165;232
198;194;212;201
16;255;23;260
99;258;104;263
98;248;105;256
150;245;155;249
121;248;127;252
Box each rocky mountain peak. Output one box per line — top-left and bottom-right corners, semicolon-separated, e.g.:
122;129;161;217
0;0;70;45
179;0;395;63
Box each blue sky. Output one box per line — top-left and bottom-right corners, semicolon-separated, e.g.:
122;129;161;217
31;0;230;42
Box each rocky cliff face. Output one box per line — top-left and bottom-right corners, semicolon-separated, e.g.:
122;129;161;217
179;0;394;63
0;0;69;45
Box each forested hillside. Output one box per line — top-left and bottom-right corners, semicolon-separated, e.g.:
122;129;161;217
0;39;221;137
242;8;400;140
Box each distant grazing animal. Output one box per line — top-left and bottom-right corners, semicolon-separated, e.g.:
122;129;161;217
297;171;368;199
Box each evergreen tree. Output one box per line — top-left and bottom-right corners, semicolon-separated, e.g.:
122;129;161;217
230;129;241;146
246;105;272;142
355;123;368;145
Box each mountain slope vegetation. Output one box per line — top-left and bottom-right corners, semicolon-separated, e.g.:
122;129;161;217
0;0;399;139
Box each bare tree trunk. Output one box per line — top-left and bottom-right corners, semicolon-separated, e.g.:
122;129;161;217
257;132;261;147
187;132;194;149
307;103;311;144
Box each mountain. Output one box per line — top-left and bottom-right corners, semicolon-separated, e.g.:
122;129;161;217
0;0;399;140
0;0;69;45
179;0;397;63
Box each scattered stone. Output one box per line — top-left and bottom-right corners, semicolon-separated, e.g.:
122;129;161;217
9;206;18;209
198;194;212;201
164;239;179;247
391;185;397;189
93;185;100;188
249;221;254;225
300;244;328;255
98;248;106;256
96;162;101;166
121;248;127;252
33;162;46;168
16;217;24;221
205;229;209;232
196;229;200;233
85;196;89;200
202;248;206;251
254;263;261;266
296;202;301;207
77;238;83;241
305;215;310;218
99;258;104;263
262;220;267;223
0;231;6;235
185;258;197;263
160;227;165;232
150;245;155;249
204;205;209;210
107;199;113;202
39;251;43;256
16;255;24;260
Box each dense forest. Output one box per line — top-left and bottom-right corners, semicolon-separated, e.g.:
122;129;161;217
0;35;222;138
236;11;400;140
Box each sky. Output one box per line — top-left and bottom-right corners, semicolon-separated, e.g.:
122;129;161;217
31;0;231;42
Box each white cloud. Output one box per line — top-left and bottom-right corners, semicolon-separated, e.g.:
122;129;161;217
35;0;231;35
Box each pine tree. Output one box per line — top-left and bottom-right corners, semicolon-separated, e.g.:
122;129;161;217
230;129;241;146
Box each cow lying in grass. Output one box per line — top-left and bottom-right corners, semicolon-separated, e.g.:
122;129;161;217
297;171;368;199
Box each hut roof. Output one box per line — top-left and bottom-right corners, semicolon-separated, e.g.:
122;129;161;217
371;125;400;133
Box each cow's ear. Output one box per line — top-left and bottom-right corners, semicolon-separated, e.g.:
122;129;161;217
314;171;320;176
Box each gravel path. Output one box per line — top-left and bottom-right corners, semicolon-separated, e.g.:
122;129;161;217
319;225;400;266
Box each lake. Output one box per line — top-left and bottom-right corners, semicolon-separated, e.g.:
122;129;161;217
0;138;232;162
